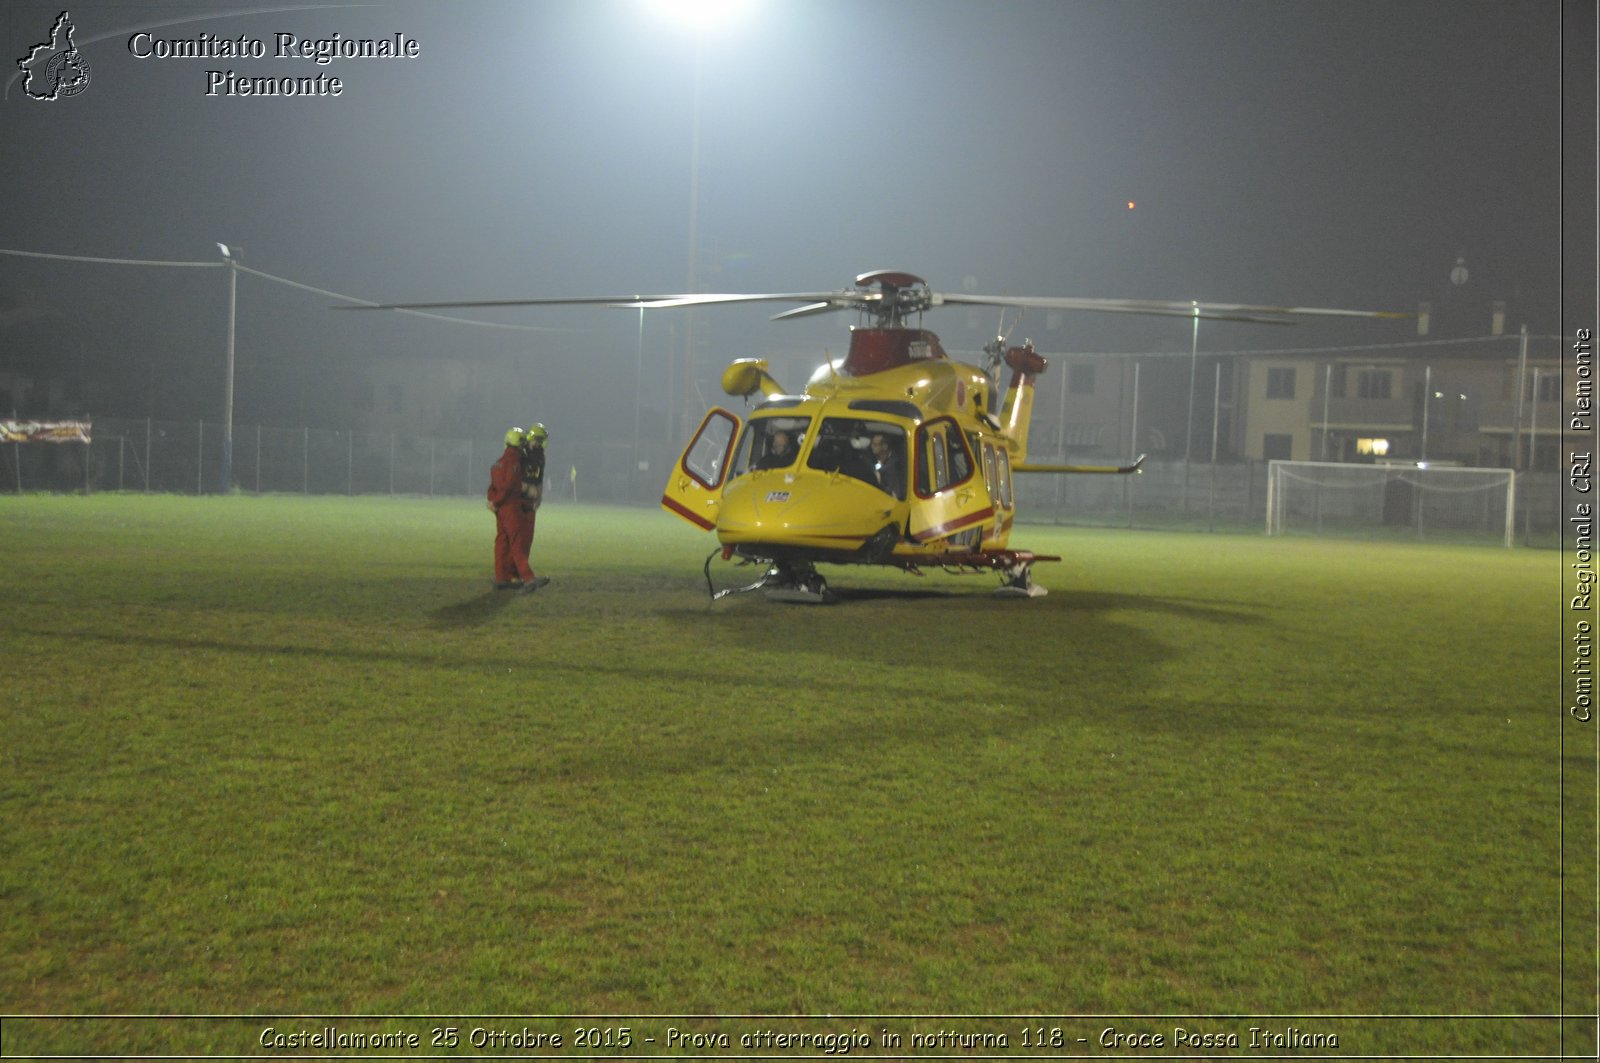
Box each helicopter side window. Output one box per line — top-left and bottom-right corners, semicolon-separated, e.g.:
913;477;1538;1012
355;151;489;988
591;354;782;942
948;431;972;484
982;443;1000;507
681;409;739;489
997;447;1013;508
914;430;940;497
913;418;977;498
913;430;942;497
731;417;809;478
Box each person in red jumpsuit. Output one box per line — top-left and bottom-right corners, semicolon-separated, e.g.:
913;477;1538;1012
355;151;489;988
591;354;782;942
518;423;549;588
487;426;548;591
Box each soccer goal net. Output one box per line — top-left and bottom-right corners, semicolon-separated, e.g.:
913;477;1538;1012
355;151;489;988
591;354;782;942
1265;461;1516;547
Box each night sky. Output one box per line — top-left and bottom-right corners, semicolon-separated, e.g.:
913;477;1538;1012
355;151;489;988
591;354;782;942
0;0;1590;443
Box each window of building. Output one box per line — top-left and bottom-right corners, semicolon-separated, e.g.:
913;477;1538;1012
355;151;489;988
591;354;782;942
1068;364;1095;395
1356;369;1392;400
1266;367;1296;400
1262;433;1293;461
1537;375;1562;403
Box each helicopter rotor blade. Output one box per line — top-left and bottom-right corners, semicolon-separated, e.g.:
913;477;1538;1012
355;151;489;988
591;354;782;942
339;295;640;311
340;273;1410;328
613;292;842;310
341;291;852;312
938;293;1409;324
770;300;848;321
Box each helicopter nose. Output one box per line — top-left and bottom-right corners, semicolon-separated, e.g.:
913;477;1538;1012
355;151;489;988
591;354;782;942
716;469;898;549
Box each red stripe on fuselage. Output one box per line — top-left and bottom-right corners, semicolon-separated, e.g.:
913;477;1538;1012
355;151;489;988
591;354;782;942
660;494;717;530
911;506;994;542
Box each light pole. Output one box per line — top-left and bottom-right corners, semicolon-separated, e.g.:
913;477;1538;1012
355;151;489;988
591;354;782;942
217;242;238;493
649;0;751;442
682;39;703;443
1182;300;1199;513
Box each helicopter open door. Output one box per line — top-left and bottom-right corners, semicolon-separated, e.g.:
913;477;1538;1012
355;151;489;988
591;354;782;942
907;417;992;545
661;408;741;531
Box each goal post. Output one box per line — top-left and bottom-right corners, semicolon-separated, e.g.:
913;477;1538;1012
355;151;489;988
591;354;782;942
1265;461;1516;547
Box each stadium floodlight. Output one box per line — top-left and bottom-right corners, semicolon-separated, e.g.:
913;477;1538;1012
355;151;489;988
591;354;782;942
646;0;752;30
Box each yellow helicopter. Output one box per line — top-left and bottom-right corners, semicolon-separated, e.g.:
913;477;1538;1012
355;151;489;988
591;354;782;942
359;269;1403;601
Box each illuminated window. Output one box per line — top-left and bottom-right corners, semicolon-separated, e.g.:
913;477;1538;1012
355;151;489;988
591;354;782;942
1356;437;1391;457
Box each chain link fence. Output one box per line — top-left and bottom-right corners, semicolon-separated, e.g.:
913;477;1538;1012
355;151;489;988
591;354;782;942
4;417;679;504
5;416;1560;546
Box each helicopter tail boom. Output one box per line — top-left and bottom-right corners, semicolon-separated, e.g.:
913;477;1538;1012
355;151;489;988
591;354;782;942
998;342;1048;462
1014;454;1147;475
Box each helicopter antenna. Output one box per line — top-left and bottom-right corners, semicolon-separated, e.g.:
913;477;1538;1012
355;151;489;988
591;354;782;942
1001;307;1021;345
981;336;1004;385
982;308;1022;385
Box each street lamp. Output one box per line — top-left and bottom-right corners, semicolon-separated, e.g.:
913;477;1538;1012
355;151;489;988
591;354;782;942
217;242;238;493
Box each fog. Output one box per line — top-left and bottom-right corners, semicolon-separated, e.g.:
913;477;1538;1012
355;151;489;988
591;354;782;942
0;0;1585;469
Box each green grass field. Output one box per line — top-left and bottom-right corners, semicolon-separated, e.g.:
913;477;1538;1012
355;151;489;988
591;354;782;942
0;494;1584;1056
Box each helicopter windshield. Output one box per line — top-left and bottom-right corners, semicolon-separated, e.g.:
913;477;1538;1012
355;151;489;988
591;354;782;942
805;418;907;500
731;416;810;477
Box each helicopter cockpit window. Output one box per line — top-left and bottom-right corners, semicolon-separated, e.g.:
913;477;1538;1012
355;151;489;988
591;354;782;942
804;419;907;499
731;417;810;477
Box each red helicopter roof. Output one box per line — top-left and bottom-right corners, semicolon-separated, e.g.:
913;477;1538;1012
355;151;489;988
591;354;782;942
854;269;927;290
842;327;949;376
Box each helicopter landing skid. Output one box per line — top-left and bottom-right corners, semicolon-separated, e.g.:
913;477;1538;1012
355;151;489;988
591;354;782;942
993;559;1048;598
705;553;833;604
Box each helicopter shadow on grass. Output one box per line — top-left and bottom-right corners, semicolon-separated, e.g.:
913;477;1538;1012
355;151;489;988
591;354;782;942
564;586;1280;783
662;585;1263;681
816;586;1264;619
